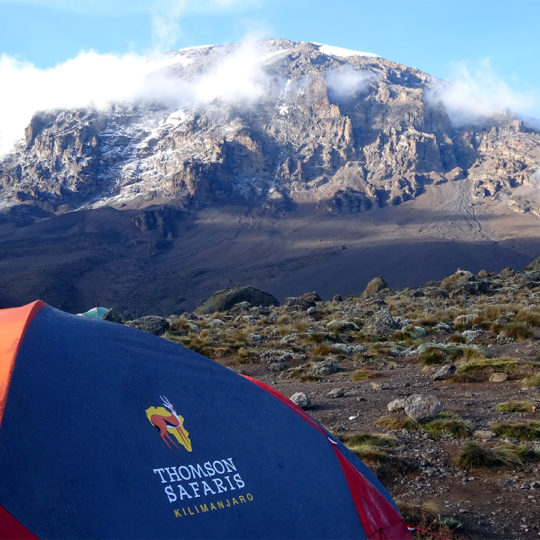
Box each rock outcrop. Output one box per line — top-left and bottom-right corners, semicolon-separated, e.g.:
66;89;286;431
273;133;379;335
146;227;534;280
194;286;278;315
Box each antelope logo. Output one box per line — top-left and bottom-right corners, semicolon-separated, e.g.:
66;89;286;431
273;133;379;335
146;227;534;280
146;396;192;452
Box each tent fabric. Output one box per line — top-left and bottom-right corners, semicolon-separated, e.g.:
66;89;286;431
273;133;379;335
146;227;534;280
78;306;111;320
0;301;410;539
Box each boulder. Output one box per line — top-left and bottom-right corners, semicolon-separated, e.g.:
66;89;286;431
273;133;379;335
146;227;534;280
310;358;340;376
125;316;170;335
441;269;474;292
195;286;278;315
361;277;389;297
363;308;400;337
403;394;443;421
326;320;359;333
290;392;311;409
283;291;321;310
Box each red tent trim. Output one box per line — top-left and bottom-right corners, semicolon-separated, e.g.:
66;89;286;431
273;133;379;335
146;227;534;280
240;375;410;539
0;300;45;426
0;505;38;539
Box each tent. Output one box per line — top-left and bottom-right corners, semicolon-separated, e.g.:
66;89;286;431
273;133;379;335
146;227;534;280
78;306;112;319
0;301;411;539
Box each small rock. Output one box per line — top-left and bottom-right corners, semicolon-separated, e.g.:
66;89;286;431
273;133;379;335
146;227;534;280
462;330;482;343
489;372;508;383
306;306;317;317
431;364;456;381
327;388;344;398
435;322;452;333
387;398;407;412
187;323;201;333
331;343;367;355
348;415;358;421
290;392;311;409
267;362;286;372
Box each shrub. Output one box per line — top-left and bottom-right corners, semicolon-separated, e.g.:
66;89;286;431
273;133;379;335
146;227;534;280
491;420;540;441
419;347;447;366
456;357;532;380
376;412;419;431
499;322;533;341
397;501;463;536
495;401;535;413
455;442;522;469
514;309;540;327
521;374;540;388
312;344;333;356
422;414;472;439
351;369;379;381
340;433;395;464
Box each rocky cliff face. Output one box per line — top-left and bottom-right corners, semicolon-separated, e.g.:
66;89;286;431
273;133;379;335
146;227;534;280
1;39;539;217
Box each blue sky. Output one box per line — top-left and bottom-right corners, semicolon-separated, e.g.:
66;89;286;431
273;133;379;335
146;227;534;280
1;0;539;88
0;0;539;154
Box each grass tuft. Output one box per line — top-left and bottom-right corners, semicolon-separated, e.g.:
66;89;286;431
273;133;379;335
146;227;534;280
495;401;535;413
491;420;540;441
455;442;522;469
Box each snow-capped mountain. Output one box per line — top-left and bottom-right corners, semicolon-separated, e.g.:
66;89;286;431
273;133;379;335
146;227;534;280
1;39;538;216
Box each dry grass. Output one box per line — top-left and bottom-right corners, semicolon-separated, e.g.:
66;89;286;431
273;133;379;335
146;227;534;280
491;420;540;441
351;369;379;381
422;414;472;439
456;357;533;380
495;401;535;413
397;501;463;537
455;442;523;469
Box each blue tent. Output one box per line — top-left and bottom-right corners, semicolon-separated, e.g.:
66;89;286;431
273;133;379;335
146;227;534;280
0;301;410;539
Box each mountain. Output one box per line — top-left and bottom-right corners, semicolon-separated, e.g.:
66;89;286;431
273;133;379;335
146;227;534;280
0;39;539;314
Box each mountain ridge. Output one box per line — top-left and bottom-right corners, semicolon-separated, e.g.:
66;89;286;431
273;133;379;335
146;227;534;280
0;39;538;314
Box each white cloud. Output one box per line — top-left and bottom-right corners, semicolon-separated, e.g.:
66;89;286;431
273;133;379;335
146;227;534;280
0;36;277;156
429;60;537;126
325;66;373;100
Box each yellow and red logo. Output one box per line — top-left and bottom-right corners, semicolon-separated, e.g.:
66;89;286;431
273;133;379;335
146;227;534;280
146;396;192;452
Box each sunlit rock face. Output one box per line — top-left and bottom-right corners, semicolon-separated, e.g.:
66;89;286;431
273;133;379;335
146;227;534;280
1;39;539;216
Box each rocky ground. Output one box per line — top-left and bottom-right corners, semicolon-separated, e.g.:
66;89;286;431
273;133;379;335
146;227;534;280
125;258;540;539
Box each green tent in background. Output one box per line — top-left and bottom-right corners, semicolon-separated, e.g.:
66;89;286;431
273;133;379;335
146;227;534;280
78;307;112;320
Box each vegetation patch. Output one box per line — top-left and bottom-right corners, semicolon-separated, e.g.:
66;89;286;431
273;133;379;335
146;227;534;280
456;357;533;380
455;442;523;469
351;369;379;382
495;401;535;413
521;374;540;388
339;433;395;464
397;501;463;537
498;321;534;341
376;412;419;431
422;413;472;439
491;420;540;441
419;347;447;366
